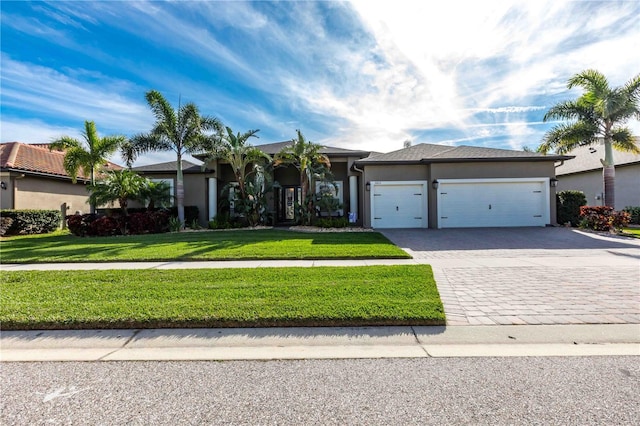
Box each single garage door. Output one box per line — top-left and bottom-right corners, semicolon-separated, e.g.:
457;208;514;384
371;181;428;228
438;179;549;228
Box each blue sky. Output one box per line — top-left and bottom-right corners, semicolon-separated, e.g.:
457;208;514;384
2;0;639;166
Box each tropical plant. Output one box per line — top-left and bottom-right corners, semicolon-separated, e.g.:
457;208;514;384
88;169;146;216
274;130;332;225
121;90;221;225
199;126;271;226
538;69;640;207
139;180;172;210
50;120;126;213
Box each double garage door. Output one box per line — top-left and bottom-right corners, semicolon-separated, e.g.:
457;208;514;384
371;179;550;228
438;179;549;228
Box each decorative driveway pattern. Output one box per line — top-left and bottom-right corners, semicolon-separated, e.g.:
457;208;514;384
382;228;640;326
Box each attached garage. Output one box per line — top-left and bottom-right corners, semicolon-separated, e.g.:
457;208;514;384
371;181;428;228
437;178;550;228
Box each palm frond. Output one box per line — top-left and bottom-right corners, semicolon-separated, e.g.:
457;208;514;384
567;69;610;99
538;122;598;154
611;128;640;153
63;147;89;183
49;136;81;152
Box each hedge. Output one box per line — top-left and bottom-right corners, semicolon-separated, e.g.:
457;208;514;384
67;211;171;237
623;206;640;225
0;209;61;236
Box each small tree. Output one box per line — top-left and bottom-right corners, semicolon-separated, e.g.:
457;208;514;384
88;169;146;216
274;130;331;225
50;120;126;213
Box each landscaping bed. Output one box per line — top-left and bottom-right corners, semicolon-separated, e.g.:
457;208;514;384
0;265;444;329
0;229;410;263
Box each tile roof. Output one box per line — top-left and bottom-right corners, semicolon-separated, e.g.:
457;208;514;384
1;142;121;180
254;141;370;157
556;141;640;175
356;143;571;164
133;160;206;173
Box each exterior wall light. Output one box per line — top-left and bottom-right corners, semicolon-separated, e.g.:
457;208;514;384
365;182;371;191
432;179;439;189
550;178;559;187
0;181;6;190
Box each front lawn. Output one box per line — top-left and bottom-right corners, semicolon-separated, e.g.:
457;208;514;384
621;228;640;237
0;229;409;263
0;266;444;329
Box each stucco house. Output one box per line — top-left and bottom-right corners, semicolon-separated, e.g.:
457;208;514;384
0;142;120;214
555;142;640;210
185;141;570;229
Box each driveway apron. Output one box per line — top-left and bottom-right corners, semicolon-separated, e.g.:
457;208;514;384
381;228;640;326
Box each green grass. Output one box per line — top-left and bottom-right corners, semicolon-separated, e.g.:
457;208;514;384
0;266;444;329
0;229;410;263
621;227;640;237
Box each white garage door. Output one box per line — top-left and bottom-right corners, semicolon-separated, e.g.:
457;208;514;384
371;181;428;228
438;179;549;228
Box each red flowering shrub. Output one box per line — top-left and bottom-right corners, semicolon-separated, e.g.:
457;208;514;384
67;214;99;237
88;216;123;237
67;211;171;236
579;206;631;231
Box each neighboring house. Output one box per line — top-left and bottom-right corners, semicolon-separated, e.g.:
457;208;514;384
132;160;214;226
555;142;640;210
0;142;120;214
353;143;571;229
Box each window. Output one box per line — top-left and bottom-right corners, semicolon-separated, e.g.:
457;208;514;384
315;181;343;216
150;179;174;206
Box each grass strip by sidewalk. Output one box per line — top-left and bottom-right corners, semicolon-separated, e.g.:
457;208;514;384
0;265;444;329
0;229;410;263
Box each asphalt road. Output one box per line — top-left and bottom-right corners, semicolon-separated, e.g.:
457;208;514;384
2;357;638;425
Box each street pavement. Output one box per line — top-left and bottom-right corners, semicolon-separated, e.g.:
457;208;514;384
2;357;639;425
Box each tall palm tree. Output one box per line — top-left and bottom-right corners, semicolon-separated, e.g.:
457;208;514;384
88;169;146;216
538;69;640;207
50;120;126;213
274;130;331;224
121;90;220;224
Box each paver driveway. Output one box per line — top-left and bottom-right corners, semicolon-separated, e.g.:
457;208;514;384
382;228;640;326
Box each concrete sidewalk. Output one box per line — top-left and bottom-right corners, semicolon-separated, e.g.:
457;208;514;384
2;325;639;361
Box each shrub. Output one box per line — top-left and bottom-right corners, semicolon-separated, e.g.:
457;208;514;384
0;209;61;236
67;211;171;236
556;190;587;226
168;206;199;224
623;206;640;225
579;206;630;231
0;217;14;237
316;217;350;228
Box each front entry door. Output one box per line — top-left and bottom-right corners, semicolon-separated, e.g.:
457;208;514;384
279;186;301;222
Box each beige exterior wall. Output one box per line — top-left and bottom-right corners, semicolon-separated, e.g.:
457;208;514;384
8;174;90;214
557;164;640;209
0;172;14;210
361;161;559;228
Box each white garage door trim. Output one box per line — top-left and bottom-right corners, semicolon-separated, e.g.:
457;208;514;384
437;178;551;229
370;180;428;228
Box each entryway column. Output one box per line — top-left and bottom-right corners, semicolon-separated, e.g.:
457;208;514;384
208;178;217;221
349;175;358;221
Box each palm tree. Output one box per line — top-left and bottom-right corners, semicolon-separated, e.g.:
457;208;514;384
274;130;331;224
538;70;640;207
50;120;126;213
88;169;146;216
121;90;220;224
213;127;271;200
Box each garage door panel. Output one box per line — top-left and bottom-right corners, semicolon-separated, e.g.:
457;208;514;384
372;182;427;228
439;180;548;228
